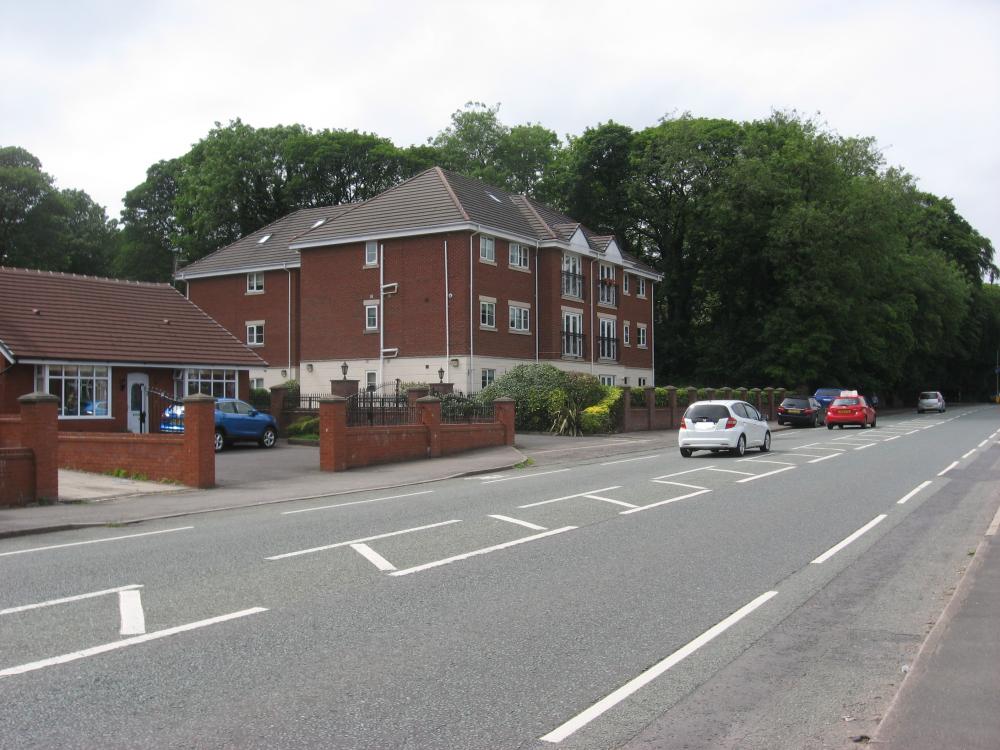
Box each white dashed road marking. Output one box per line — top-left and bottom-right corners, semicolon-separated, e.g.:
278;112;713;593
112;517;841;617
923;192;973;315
811;515;887;564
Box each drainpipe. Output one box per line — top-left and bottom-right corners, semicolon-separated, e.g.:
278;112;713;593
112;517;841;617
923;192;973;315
589;258;596;374
284;264;292;382
534;241;540;363
444;239;450;382
379;242;385;385
649;280;655;385
469;229;481;393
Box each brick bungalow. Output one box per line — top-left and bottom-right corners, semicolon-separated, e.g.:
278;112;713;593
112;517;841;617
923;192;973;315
0;267;265;432
177;167;663;394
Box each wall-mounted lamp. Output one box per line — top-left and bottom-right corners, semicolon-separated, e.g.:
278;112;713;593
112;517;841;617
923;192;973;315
438;367;445;383
341;361;349;380
281;369;287;378
306;363;314;373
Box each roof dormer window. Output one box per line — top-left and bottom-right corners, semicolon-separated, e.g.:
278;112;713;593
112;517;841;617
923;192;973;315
257;234;272;244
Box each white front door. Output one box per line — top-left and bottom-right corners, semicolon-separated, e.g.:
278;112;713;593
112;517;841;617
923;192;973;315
126;373;149;433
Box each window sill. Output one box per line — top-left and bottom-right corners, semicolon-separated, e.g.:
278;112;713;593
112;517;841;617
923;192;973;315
561;294;584;303
245;290;264;296
363;329;379;334
363;263;378;269
508;329;531;336
58;415;114;421
248;343;264;348
597;302;617;310
561;354;585;360
479;258;497;266
479;325;497;332
508;265;531;273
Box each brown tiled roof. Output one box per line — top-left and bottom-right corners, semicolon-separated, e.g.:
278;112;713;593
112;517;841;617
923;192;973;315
175;204;358;278
0;267;266;367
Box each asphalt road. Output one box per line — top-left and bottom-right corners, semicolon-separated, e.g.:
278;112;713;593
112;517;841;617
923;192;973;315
1;407;998;749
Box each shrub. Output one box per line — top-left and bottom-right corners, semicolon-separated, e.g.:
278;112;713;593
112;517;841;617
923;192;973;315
581;387;622;434
481;364;568;431
630;389;645;407
287;416;319;437
563;372;606;409
654;387;669;407
548;388;583;436
440;392;480;421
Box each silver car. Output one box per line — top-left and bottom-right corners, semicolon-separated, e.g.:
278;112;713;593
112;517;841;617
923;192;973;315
679;400;771;457
917;391;946;413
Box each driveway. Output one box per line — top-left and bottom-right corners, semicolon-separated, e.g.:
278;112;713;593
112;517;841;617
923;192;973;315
215;440;320;488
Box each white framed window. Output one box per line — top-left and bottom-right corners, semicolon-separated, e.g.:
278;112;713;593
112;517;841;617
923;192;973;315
481;368;496;388
598;263;616;306
365;370;377;389
623;322;631;346
480;298;496;329
562;309;584;357
37;365;112;418
508;243;529;269
479;235;495;263
365;240;379;266
623;274;630;295
246;321;264;346
600;374;616;386
250;377;264;391
182;369;237;399
599;317;617;360
246;272;264;293
637;323;648;348
637;277;647;297
508;302;530;333
364;303;379;331
638;377;648;387
562;253;583;298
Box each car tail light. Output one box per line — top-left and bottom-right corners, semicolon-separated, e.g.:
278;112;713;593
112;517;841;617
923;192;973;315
725;417;737;429
679;418;686;429
777;406;786;414
803;408;814;415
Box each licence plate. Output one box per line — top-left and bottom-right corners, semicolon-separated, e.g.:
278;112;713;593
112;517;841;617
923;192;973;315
787;409;801;414
838;409;852;414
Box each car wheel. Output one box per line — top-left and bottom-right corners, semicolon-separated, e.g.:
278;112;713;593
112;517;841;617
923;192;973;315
827;424;833;430
214;430;225;453
731;435;746;457
680;448;693;458
838;424;844;429
760;431;771;453
259;427;277;448
872;415;877;428
812;415;819;428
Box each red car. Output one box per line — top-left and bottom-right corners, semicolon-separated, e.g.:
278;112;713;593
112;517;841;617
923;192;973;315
825;392;876;429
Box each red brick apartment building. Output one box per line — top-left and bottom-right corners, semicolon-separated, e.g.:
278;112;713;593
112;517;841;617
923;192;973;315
176;168;662;394
0;268;264;431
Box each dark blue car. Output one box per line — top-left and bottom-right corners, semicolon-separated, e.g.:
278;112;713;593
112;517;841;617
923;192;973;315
160;398;278;452
813;387;845;409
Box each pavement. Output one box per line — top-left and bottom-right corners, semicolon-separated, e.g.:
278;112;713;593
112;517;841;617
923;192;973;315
2;414;998;748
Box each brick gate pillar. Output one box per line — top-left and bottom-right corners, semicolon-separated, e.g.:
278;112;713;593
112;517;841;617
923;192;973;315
319;397;348;472
493;397;515;445
418;396;442;458
620;386;632;432
666;386;677;428
182;394;215;488
18;392;59;501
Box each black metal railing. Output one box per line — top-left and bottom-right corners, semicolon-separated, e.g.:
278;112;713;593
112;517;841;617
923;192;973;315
561;271;585;299
597;335;618;361
347;391;419;426
441;394;495;424
562;331;585;358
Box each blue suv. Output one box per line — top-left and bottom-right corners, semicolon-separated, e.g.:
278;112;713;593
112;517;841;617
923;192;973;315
160;398;278;452
813;387;845;410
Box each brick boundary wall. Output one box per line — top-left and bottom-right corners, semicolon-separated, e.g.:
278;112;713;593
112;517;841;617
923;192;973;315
0;448;35;506
57;394;216;488
319;396;515;472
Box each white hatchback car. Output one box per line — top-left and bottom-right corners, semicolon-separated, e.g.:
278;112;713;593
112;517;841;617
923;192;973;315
679;400;771;457
917;391;946;413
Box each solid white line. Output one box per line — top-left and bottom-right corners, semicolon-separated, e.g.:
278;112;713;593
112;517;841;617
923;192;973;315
652;480;708;491
736;466;795;483
349;543;396;571
390;527;576;576
118;589;146;635
582;495;638;509
938;461;959;476
808;454;841;464
530;440;650;454
987;504;1000;536
884;435;900;442
620;489;712;515
488;515;547;531
897;480;933;505
0;607;267;679
738;459;795;466
539;591;778;743
0;527;193;558
811;515;887;564
281;490;433;515
794;452;835;459
962;449;976;459
601;455;660;466
854;444;875;451
905;429;919;435
482;469;570;484
653;466;716;479
706;467;755;476
793;445;846;453
519;487;622;509
1;585;143;617
978;439;989;448
266;520;462;560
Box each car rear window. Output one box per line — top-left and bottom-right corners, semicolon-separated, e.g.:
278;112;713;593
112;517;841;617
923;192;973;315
832;398;859;406
684;404;731;421
781;398;809;407
919;392;937;399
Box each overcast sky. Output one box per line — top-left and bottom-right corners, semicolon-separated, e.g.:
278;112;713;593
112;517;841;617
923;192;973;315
2;0;998;248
